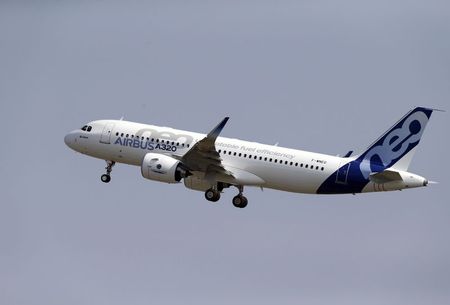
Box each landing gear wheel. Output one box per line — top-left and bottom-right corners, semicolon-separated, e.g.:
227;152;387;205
205;188;221;202
101;174;111;183
232;185;248;208
232;195;248;208
101;160;115;183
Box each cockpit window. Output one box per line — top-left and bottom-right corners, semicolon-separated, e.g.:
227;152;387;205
81;125;92;132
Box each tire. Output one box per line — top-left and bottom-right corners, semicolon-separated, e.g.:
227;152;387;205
232;195;248;208
101;174;111;183
205;189;220;202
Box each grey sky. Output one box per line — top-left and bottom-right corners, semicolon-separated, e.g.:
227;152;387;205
0;1;449;304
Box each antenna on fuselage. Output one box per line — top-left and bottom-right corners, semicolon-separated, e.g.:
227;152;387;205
119;116;124;121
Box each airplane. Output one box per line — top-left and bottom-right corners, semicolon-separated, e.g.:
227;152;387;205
64;107;436;208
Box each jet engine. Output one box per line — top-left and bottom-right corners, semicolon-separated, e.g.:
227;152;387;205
141;153;190;183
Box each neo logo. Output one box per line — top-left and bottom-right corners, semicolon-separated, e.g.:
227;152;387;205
359;110;429;179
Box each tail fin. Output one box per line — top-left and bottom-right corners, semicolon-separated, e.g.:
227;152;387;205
356;107;434;178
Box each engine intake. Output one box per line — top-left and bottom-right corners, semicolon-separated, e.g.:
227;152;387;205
141;153;190;183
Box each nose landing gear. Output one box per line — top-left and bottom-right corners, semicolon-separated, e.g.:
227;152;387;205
101;160;115;183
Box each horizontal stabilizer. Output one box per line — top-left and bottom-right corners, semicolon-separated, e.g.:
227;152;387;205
369;170;402;184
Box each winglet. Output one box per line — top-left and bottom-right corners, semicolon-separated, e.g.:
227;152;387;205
207;117;229;142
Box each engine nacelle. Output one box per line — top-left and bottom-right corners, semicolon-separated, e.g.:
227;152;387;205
141;153;189;184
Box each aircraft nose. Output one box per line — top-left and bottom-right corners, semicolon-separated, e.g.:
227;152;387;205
64;131;76;149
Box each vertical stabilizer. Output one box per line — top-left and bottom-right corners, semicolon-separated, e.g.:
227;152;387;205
355;107;433;178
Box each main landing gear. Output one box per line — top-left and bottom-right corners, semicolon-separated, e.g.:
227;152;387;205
204;184;248;208
204;182;224;202
232;185;248;209
101;160;115;183
204;188;221;202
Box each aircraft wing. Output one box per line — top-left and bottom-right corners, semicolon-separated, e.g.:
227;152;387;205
180;117;234;177
178;117;265;186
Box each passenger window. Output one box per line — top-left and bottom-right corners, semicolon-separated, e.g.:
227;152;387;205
156;139;159;143
228;151;232;155
269;158;272;162
305;164;308;168
234;152;237;156
274;159;277;163
300;163;304;167
116;132;119;136
121;133;124;137
254;156;257;159
316;166;319;170
218;150;222;153
264;157;268;161
295;163;298;166
244;154;247;158
126;134;129;138
249;155;252;158
290;162;293;166
321;167;324;171
239;153;242;157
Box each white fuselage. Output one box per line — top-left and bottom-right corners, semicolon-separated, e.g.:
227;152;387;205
64;119;427;195
65;120;345;193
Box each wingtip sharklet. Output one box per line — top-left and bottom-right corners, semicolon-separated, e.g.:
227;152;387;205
207;117;230;140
